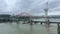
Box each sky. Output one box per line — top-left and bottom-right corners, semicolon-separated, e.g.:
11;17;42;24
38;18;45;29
0;0;60;16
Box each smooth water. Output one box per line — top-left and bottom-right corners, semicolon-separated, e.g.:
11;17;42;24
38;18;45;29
0;23;58;34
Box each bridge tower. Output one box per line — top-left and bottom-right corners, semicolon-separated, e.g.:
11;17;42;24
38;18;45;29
44;1;49;27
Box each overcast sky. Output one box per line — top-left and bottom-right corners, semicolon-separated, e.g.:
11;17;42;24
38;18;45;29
0;0;60;16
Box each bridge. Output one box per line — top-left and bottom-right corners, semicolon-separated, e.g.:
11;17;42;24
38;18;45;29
9;16;60;24
31;21;60;24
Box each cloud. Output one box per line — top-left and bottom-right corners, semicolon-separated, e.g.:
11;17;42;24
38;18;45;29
48;11;60;15
49;0;60;10
0;0;60;16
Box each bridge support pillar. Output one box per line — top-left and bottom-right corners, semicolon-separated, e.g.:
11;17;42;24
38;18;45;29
23;21;25;24
16;20;19;24
57;23;59;27
10;20;12;24
30;22;33;25
41;22;42;25
45;22;50;27
29;18;32;25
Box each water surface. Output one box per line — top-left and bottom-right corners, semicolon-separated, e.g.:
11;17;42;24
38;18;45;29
0;23;58;34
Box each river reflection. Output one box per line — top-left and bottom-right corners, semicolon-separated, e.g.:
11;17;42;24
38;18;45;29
45;27;50;34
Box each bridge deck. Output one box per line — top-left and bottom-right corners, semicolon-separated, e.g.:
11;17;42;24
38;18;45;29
32;21;60;24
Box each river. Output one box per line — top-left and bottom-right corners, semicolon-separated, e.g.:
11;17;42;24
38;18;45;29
0;22;58;34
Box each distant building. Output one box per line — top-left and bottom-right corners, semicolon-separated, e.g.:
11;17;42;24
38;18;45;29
0;14;11;22
16;12;32;17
